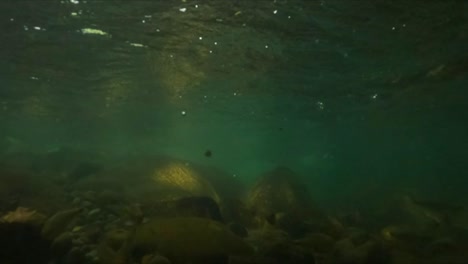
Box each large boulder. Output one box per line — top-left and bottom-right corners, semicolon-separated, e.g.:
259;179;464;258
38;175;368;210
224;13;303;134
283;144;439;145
147;196;224;222
74;156;228;206
245;167;321;237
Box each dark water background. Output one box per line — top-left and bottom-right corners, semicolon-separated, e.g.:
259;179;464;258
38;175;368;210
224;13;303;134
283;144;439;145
0;0;467;209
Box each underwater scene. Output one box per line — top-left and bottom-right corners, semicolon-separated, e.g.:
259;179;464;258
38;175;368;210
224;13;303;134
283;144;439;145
0;0;467;263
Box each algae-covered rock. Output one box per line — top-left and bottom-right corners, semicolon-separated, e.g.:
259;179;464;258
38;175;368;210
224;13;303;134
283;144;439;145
149;162;220;202
0;207;51;263
228;222;249;238
132;217;254;264
97;229;131;264
246;224;315;263
247;167;314;216
294;232;335;253
81;157;223;207
381;224;435;251
1;206;46;226
41;207;82;240
50;232;73;257
142;254;171;264
148;196;223;222
246;224;291;256
333;237;389;264
103;229;131;252
246;167;321;237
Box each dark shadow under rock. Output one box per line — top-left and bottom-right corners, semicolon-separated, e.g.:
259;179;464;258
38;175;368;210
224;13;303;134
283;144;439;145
0;222;51;264
148;196;224;222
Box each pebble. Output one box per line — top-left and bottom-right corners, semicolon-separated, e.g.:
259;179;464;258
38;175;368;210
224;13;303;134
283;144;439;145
88;208;101;216
83;191;96;200
106;214;116;221
85;249;99;263
124;220;135;227
72;197;81;205
66;247;84;263
72;237;86;246
85;249;98;259
82;201;92;208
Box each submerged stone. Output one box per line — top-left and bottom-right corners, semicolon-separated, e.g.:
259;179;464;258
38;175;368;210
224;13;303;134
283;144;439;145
148;196;224;222
41;207;82;240
1;206;46;226
132;217;254;264
149;162;220;202
247;167;314;212
246;167;320;237
228;222;249;238
142;254;172;264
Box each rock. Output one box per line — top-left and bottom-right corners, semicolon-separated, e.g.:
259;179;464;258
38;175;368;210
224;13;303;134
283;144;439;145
148;196;223;222
294;232;335;253
228;222;249;238
72;226;82;232
1;206;46;226
41;207;82;240
228;256;278;264
88;208;101;217
125;220;135;227
81;200;93;208
102;229;131;251
97;229;132;264
246;225;291;256
380;224;436;252
389;249;419;264
85;249;98;259
72;237;86;246
245;224;314;263
51;231;74;257
83;191;97;202
132;217;254;264
65;247;86;264
81;225;102;244
142;254;172;264
425;237;459;257
346;227;370;245
97;189;121;204
149;161;220;202
245;167;321;237
334;238;363;263
85;249;100;263
398;195;465;229
123;203;144;224
72;197;81;205
333;237;390;264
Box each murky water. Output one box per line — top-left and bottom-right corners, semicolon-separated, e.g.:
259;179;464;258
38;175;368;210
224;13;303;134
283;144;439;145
0;1;467;263
1;0;467;202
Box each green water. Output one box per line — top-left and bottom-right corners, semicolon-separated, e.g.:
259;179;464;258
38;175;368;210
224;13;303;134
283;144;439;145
1;0;467;209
